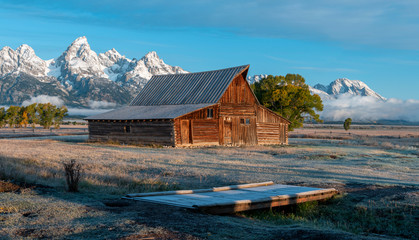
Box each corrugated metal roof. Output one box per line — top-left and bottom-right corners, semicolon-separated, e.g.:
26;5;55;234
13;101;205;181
84;103;216;120
130;65;249;106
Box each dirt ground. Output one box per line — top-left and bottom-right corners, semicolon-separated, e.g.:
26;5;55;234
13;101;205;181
0;125;417;239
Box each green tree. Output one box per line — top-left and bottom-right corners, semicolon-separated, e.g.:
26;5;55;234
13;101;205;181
6;106;21;128
37;103;57;129
251;74;323;130
54;106;68;129
0;107;6;127
26;103;39;128
344;118;352;131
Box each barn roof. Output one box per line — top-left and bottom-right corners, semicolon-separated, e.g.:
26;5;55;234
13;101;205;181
130;65;249;106
84;103;215;120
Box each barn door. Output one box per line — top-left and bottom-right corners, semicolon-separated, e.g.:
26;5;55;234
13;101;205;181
223;118;232;145
181;120;190;144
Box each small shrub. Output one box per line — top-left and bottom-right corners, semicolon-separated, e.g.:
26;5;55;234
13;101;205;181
344;118;352;131
63;160;82;192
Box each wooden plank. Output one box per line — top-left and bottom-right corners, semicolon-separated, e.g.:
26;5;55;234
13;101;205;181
126;183;338;215
126;181;274;198
196;188;338;214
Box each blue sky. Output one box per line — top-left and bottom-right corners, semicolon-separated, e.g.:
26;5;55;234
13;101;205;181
1;0;418;99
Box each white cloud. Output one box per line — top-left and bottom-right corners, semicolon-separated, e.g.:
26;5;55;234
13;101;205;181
21;95;64;107
88;100;116;109
67;108;111;117
320;95;419;122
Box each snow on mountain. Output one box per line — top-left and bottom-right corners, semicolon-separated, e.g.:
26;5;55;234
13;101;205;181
0;44;47;77
308;86;333;100
247;74;268;84
312;78;386;100
0;36;187;107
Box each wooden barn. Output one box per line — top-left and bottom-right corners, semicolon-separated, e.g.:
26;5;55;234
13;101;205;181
85;65;290;146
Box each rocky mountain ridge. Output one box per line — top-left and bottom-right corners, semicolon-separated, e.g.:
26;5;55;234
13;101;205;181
0;36;187;107
312;78;386;100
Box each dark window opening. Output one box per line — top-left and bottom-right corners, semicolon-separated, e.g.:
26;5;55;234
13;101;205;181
207;108;214;118
124;126;131;133
246;119;250;125
240;118;245;124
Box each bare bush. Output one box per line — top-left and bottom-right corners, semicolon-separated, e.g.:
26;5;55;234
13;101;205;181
63;160;82;192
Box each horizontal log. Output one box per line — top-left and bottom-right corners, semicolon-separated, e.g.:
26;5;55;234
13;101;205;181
196;188;338;214
126;181;274;198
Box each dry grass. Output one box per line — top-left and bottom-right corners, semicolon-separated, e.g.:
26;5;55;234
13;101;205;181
0;127;418;239
0;189;153;239
0;135;417;195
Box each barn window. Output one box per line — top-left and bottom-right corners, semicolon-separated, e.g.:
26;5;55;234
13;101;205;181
246;119;250;125
240;118;245;124
207;108;214;118
124;125;131;133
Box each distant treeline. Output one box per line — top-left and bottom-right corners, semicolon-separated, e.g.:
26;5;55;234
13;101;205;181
0;103;68;129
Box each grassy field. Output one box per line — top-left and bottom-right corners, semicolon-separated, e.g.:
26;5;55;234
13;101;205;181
0;125;418;239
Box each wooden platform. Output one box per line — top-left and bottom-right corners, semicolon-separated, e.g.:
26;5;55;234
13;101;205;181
125;182;338;214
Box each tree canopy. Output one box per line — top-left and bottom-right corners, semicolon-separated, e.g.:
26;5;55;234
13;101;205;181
0;103;68;129
344;118;352;131
251;74;323;130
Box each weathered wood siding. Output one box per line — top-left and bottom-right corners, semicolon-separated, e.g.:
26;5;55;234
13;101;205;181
219;71;256;105
88;120;175;146
174;105;220;146
217;72;259;145
256;106;289;145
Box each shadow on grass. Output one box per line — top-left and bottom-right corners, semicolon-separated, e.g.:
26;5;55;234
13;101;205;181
241;190;418;239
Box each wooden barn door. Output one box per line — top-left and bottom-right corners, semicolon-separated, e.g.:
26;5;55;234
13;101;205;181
223;118;232;145
181;120;191;144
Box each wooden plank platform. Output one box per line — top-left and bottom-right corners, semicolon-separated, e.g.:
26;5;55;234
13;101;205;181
124;182;338;214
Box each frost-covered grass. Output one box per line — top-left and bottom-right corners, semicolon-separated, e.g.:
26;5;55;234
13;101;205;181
0;129;417;239
0;187;157;239
242;192;418;239
0;134;417;194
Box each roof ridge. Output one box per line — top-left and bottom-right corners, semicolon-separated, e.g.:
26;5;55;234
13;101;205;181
152;64;249;77
130;65;250;106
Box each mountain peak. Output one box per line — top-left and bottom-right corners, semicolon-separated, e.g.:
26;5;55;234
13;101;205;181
16;44;36;57
311;78;386;101
104;48;121;58
71;36;89;46
143;51;159;59
66;36;91;54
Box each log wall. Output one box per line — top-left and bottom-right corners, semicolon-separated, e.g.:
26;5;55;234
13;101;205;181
88;120;175;146
174;105;220;146
256;106;289;145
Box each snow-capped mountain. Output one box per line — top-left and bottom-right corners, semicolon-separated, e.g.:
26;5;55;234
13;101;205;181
247;74;268;84
0;36;187;107
0;44;47;77
246;74;385;101
311;78;386;100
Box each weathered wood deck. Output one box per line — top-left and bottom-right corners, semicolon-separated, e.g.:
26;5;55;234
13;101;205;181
125;182;338;214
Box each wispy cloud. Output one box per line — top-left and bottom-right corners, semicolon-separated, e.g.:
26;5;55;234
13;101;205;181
88;100;116;109
293;66;357;72
2;0;419;50
21;95;64;107
264;55;301;64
